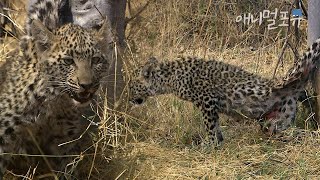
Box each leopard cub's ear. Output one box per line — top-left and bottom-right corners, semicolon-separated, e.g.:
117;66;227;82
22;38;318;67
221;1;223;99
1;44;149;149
142;64;153;79
30;19;55;54
95;17;117;66
142;57;159;79
148;57;158;64
95;17;116;45
19;35;33;53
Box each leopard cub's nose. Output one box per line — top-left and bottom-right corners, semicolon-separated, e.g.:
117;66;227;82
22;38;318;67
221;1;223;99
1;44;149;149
79;83;93;91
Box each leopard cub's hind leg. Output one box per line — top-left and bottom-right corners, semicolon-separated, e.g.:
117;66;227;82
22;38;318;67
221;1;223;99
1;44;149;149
198;94;224;147
202;109;223;146
262;96;297;135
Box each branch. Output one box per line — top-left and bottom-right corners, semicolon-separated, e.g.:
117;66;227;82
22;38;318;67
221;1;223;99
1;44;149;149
125;0;153;25
294;0;300;47
272;2;294;78
273;38;289;78
287;42;300;62
300;0;308;19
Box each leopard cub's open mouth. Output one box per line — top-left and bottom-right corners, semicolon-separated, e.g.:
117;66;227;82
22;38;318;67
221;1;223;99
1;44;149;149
69;83;100;105
130;98;145;105
70;91;95;104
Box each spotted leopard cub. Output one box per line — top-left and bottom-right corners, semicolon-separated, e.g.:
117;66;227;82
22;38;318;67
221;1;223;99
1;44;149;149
0;19;110;177
129;41;320;145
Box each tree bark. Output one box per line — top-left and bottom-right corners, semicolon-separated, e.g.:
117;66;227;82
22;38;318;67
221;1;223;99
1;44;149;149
308;0;320;127
103;0;127;109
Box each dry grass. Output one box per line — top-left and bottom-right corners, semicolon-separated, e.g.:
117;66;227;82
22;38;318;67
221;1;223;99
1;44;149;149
1;0;320;179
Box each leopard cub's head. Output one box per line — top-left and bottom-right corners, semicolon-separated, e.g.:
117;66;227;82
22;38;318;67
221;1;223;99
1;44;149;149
30;20;114;106
129;57;164;105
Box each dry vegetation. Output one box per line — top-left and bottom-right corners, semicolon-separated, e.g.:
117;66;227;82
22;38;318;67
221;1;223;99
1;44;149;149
1;0;320;179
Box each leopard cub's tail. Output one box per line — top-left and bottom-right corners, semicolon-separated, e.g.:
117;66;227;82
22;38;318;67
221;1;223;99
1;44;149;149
26;0;65;35
274;38;320;91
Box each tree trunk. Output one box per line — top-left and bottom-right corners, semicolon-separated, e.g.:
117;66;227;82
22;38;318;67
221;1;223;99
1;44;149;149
104;0;127;109
308;0;320;127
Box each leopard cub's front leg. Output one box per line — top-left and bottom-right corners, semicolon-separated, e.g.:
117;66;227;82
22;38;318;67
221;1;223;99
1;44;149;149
0;124;27;179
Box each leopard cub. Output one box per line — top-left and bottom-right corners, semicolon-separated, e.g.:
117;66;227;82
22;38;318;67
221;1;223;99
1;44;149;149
0;19;111;178
129;42;320;145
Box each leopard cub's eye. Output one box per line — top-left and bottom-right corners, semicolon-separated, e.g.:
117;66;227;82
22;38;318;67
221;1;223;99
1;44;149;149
92;56;102;64
62;58;74;65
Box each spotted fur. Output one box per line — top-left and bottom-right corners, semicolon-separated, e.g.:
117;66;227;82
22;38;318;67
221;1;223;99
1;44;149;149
0;19;111;178
0;0;115;177
6;94;94;177
129;40;320;145
26;0;70;35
